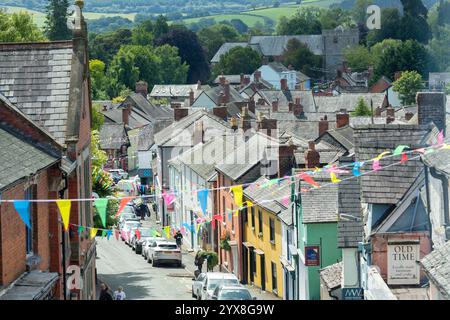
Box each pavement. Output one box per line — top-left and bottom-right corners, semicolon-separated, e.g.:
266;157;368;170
95;203;280;300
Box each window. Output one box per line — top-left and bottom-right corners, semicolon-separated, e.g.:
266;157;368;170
25;186;34;255
271;262;278;293
258;208;263;236
251;207;255;230
243;207;248;224
269;218;275;243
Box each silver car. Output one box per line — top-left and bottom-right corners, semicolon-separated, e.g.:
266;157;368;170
211;284;255;300
147;240;182;267
142;237;165;259
192;272;240;300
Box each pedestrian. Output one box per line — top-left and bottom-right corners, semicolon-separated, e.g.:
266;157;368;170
99;282;113;301
194;250;205;273
113;286;126;300
174;229;183;248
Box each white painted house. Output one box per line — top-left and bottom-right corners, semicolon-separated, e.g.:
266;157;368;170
252;62;311;91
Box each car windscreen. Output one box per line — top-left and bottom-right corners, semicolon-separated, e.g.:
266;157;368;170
158;244;178;249
218;289;252;300
139;229;153;237
208;279;239;290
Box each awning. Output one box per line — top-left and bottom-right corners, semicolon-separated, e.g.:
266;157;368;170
0;271;59;300
254;249;264;255
242;242;254;248
280;257;296;272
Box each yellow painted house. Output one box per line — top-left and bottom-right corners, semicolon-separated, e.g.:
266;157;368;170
241;177;291;298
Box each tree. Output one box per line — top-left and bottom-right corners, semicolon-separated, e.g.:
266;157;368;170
89;28;133;66
44;0;71;41
91;103;105;132
343;45;374;72
428;24;450;72
229;19;248;33
0;10;46;42
132;19;154;46
153;15;169;40
89;59;108;100
157;28;210;83
393;71;424;106
212;46;262;77
366;8;402;46
276;8;322;35
399;0;431;44
198;24;241;60
351;98;372;116
282;38;323;79
319;8;353;29
154;45;189;84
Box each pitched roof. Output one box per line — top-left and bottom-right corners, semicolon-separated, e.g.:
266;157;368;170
211;42;250;63
353;124;434;204
213;74;249;85
259;90;316;113
314;93;386;114
201;85;245;106
153;110;232;147
123;93;173;120
249;35;324;56
420;240;450;299
215;132;279;181
136;124;155;151
0;126;59;190
150;84;208;99
99;123;128;150
301;174;339;224
323;125;355;151
422;147;450;177
319;262;343;291
0;41;74;144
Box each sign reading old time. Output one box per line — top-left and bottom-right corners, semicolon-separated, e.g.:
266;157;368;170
387;241;420;285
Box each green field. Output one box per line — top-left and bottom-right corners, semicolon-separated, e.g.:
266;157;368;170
0;6;136;28
183;13;267;27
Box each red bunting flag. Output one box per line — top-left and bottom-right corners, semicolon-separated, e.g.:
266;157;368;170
115;196;134;218
401;152;408;163
135;229;141;240
115;230;120;241
299;172;320;187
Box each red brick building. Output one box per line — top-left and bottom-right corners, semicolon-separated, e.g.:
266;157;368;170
0;2;95;300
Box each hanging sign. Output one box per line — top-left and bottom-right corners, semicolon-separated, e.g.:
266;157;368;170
387;240;420;285
304;246;320;266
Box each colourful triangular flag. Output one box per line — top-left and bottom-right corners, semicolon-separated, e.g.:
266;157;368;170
393;145;409;156
107;230;113;240
115;196;134;218
281;196;290;207
90;228;98;239
56;199;71;231
330;172;341;183
372;160;381;171
101;230;107;238
94;198;108;228
78;226;85;235
197;189;208;215
353;162;363;177
299;172;320;187
401;152;408;163
230;185;243;207
13;200;31;228
162;192;176;206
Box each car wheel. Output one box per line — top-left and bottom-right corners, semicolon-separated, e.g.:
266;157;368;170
147;255;152;264
135;248;141;254
152;258;158;267
177;261;182;268
192;289;196;298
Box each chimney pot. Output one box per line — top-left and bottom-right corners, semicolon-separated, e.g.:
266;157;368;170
174;107;189;121
336;110;349;128
212;106;228;121
272;99;278;113
189;89;195;106
386;106;395;119
304;141;320;169
319;117;329;136
280;78;288;91
219;74;226;86
405;111;414;121
254;70;261;82
135;80;148;98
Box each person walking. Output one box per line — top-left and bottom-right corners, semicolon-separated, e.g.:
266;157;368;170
174;229;183;249
195;250;205;273
99;283;113;301
113;286;126;300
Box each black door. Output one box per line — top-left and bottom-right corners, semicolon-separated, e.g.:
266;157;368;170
249;248;255;283
242;246;248;285
260;255;266;291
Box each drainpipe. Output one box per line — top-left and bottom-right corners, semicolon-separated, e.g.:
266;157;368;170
59;173;69;300
429;166;450;240
424;165;433;243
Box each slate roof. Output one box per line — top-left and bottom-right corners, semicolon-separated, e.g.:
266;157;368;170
153;110;232;147
213;74;249;85
259;90;316;113
337;157;363;248
420;240;450;299
324;125;355;151
0;126;59;191
123;93;173;120
422;147;450;177
243;176;291;215
201;85;245;106
150;84;208;99
0;41;73;144
301;173;339;224
211;42;250;63
249;35;324;56
353;124;434;204
99;123;128;150
278;120;323;141
265;62;311;83
136;124;155;151
314;93;386;114
319;262;343;290
215;132;279;181
278;207;293;226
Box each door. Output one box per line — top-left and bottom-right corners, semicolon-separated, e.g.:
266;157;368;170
249;248;255;284
231;246;239;278
242;246;248;285
260;255;266;291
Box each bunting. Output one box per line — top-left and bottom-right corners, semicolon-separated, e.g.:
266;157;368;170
231;185;243;207
56;199;71;231
162;192;176;206
299;172;320;187
197;189;208;215
115;196;134;218
94;198;108;228
13;200;31;229
353;162;364;177
90;228;98;239
372;160;381;171
330;172;341;183
393;145;409;156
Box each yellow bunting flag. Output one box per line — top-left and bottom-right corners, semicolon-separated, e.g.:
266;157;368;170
90;228;98;239
196;223;202;234
234;209;239;217
163;226;171;238
56;199;71;231
330;172;341;183
372;151;390;161
246;201;253;208
231;185;243;207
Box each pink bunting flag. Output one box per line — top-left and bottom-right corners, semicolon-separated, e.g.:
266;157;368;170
281;196;290;207
162;192;176;206
437;130;444;146
135;229;141;240
114;230;120;241
414;148;425;154
372;159;381;171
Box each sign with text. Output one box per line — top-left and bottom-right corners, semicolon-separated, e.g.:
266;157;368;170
342;287;364;300
387;241;420;285
305;246;320;266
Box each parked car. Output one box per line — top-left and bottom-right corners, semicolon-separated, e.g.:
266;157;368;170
120;220;141;242
117;179;139;197
142;237;165;259
118;211;139;228
147;240;182;267
211;285;255;300
130;227;154;253
192;272;240;300
108;169;128;180
125;226;140;246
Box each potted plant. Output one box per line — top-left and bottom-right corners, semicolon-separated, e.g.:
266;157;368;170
200;251;218;272
220;232;232;251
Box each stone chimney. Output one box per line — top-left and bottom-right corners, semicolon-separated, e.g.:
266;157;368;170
189;89;195;106
223;81;230;103
230;117;238;131
219;74;226;86
336;109;349;128
293;97;304;118
248;97;256;114
386;106;395;119
240;107;252;132
257;116;277;138
272;99;278;113
174;107;189;121
197;80;202;90
212;106;228;121
280;78;288;91
193;121;204;145
304;141;320;169
319;115;329;136
122;106;130;126
240;73;245;86
218;91;226;106
278;143;297;177
386;115;395;124
375;106;382;116
254;70;261;83
288;102;293;112
135;80;148;98
243;75;251;86
417;92;446;132
405;111;414;121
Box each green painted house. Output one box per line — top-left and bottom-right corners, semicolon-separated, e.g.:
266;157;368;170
295;174;341;300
